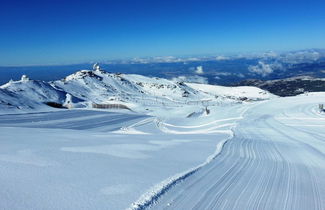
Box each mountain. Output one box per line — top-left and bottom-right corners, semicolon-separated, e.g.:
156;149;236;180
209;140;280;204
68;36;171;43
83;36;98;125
0;75;68;111
0;69;274;113
236;76;325;96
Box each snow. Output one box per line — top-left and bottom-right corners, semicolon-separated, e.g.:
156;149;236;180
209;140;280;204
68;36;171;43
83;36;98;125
0;69;324;210
0;69;274;113
145;92;325;210
186;82;274;100
0;109;233;210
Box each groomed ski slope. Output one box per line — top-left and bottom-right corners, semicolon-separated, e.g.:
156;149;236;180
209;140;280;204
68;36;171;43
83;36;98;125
0;107;237;210
142;93;325;210
0;93;324;210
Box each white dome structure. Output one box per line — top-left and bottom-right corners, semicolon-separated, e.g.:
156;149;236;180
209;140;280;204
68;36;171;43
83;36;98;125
93;63;101;71
21;75;29;82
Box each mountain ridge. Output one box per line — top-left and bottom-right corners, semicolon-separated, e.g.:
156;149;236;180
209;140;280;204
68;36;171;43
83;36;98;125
0;69;273;113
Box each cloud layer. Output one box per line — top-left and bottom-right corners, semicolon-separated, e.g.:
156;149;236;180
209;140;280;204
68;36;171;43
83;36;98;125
248;61;283;77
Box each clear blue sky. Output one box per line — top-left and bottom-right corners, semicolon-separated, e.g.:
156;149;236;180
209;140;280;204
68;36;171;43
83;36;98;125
1;0;325;65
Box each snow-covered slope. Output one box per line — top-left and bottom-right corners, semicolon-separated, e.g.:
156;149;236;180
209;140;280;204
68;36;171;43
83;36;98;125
52;69;207;108
52;70;141;103
186;82;273;101
0;92;324;210
0;68;323;210
0;69;274;113
52;69;274;108
133;92;325;210
0;78;67;111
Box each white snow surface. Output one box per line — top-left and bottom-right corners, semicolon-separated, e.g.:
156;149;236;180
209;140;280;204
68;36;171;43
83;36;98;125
0;70;324;210
0;69;274;113
0;108;234;210
0;80;66;111
144;93;325;210
186;82;273;100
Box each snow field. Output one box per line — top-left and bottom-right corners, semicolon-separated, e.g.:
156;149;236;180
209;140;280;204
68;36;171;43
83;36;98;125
0;108;236;210
148;93;325;210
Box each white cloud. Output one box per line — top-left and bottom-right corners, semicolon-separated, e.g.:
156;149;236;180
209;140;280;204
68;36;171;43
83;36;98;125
216;56;229;61
280;51;320;64
215;72;232;76
213;72;245;78
248;61;283;77
172;75;208;84
195;66;204;74
262;51;278;58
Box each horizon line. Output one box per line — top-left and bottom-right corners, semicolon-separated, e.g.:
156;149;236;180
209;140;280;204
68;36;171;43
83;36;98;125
0;48;324;67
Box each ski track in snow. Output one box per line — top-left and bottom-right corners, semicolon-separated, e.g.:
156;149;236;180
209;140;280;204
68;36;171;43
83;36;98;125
0;110;146;131
141;98;325;210
0;93;324;210
0;108;231;210
129;105;253;210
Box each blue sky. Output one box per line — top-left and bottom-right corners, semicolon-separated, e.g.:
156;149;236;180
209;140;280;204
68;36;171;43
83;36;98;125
0;0;325;65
